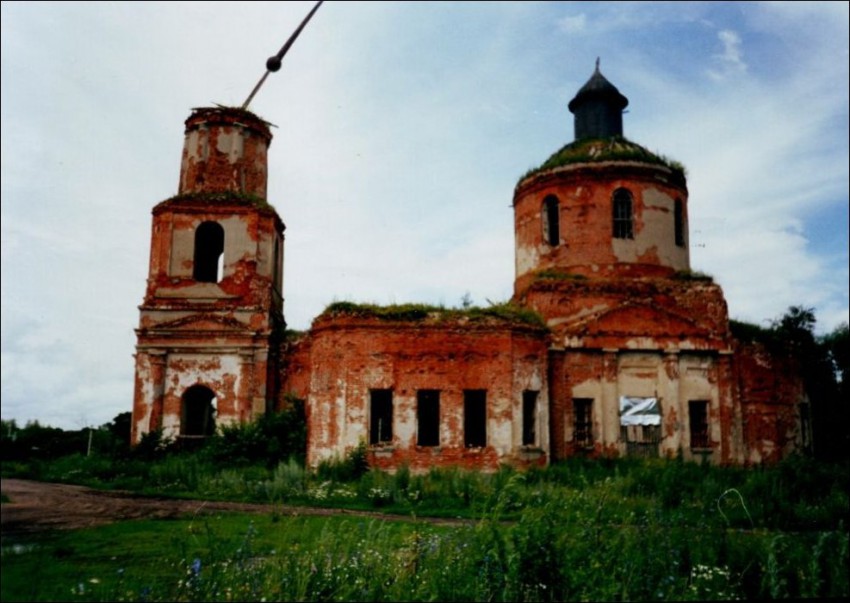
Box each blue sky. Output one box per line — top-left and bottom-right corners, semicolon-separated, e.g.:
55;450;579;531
2;1;848;430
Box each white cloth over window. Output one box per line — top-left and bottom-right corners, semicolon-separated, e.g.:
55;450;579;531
619;397;660;426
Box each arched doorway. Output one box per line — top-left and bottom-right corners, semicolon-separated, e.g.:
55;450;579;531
181;385;217;437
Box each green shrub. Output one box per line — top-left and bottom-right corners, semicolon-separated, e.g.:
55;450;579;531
316;440;369;483
203;402;307;468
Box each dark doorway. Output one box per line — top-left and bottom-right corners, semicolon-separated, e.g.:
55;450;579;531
181;385;216;437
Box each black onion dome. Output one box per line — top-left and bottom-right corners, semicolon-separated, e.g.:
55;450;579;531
568;62;629;140
568;64;628;113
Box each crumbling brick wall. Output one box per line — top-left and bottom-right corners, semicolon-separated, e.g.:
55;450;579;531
734;340;807;464
296;312;550;472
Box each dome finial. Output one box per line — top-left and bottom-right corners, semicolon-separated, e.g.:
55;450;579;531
595;56;600;72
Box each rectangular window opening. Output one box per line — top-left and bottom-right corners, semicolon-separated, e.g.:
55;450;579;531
573;398;593;448
369;389;393;445
689;400;710;449
464;390;487;448
522;390;538;446
417;390;440;447
674;199;685;247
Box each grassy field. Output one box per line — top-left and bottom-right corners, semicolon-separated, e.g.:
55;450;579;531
3;502;847;601
2;453;848;601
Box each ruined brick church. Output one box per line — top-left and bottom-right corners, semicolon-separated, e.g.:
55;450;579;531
131;65;808;469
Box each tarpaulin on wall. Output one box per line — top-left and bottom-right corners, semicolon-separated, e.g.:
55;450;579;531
619;397;660;426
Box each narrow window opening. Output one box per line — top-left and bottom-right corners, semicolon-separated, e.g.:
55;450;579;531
689;400;710;449
522;390;538;446
417;390;440;446
193;221;225;282
464;390;487;448
273;236;282;293
674;198;685;247
181;385;217;437
573;398;593;448
542;195;560;246
613;189;634;240
799;403;812;452
369;389;393;445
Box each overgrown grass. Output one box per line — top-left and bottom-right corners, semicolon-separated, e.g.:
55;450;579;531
318;301;547;328
3;419;848;599
5;444;848;530
531;268;589;282
673;269;715;282
518;136;687;184
2;487;847;602
154;191;277;212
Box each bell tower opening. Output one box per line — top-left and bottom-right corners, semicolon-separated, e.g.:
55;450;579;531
193;221;225;283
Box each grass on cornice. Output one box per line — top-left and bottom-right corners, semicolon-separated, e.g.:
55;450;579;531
319;301;547;328
518;136;687;184
154;191;276;212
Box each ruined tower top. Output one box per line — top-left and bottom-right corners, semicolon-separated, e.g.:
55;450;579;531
568;60;629;140
178;106;273;199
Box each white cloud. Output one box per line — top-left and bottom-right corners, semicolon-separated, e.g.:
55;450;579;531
557;14;587;34
706;29;747;81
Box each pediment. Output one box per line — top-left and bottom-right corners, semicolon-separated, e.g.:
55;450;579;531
558;302;704;338
147;313;249;333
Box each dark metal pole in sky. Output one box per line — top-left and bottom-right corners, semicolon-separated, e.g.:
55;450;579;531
241;0;324;110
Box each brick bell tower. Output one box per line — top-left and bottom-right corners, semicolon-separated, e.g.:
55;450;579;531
131;107;285;444
514;63;741;463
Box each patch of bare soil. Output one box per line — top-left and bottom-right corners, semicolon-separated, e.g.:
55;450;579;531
0;479;465;536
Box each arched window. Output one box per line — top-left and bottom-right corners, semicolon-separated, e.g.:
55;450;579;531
193;221;225;282
181;385;216;437
542;195;560;246
674;198;685;247
612;188;634;239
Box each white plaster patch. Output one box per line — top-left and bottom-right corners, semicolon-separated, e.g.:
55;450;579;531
516;244;540;276
216;129;244;163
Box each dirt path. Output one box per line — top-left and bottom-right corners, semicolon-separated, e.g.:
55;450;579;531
0;479;466;536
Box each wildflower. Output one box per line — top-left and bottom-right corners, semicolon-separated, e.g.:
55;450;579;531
191;558;202;578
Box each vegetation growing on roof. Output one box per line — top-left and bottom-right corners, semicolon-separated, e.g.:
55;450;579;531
730;319;775;345
519;136;687;184
672;269;714;282
532;269;589;282
190;105;274;130
154;191;276;212
283;328;307;341
318;301;547;328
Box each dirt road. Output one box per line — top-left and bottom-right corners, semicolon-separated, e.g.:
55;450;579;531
0;479;464;536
